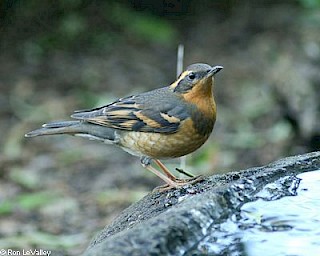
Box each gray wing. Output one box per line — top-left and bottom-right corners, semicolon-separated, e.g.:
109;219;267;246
71;87;190;134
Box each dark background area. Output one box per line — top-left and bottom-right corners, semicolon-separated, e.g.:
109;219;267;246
0;0;319;254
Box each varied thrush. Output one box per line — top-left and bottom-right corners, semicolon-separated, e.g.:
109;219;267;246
25;63;223;189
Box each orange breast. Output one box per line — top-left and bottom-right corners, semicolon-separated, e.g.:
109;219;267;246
119;119;210;159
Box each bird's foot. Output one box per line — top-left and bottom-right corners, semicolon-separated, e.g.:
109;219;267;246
153;175;205;193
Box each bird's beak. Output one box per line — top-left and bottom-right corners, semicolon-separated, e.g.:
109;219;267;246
206;66;223;78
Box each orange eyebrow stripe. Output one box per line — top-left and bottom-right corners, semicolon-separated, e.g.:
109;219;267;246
169;71;190;90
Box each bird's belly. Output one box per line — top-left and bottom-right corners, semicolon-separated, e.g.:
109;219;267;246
119;122;210;159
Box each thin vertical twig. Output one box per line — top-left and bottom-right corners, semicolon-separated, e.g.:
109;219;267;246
176;44;184;78
176;44;187;172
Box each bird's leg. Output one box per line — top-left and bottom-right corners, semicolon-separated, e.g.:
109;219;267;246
141;157;178;188
154;159;195;179
140;157;205;192
154;159;199;182
153;159;177;181
153;159;201;184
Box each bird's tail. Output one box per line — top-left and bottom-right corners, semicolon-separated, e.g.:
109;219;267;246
25;121;117;143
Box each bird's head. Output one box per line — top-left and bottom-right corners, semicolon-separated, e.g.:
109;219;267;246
170;63;223;119
171;63;222;94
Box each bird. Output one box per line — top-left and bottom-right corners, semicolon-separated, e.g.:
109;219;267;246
25;63;223;189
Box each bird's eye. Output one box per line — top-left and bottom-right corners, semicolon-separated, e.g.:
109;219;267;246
188;73;196;80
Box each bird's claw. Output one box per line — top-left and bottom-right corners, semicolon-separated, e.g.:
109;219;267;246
153;175;205;192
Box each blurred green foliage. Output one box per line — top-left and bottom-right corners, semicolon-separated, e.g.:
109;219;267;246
0;192;60;215
9;167;40;189
2;0;177;55
0;232;84;251
110;3;176;44
298;0;320;8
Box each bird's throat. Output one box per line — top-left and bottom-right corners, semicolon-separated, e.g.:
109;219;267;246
182;80;216;120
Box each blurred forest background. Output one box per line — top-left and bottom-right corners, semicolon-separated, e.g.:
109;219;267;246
0;0;319;255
